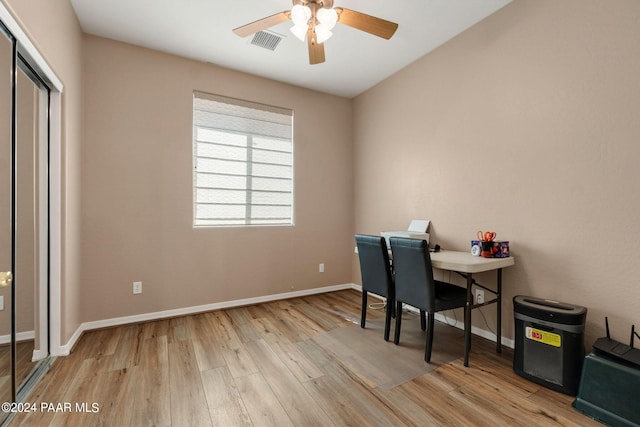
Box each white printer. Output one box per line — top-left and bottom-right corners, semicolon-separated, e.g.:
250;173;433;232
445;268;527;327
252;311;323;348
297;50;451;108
380;219;430;248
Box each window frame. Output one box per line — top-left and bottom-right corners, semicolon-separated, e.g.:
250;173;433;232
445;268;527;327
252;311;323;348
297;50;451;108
192;92;294;228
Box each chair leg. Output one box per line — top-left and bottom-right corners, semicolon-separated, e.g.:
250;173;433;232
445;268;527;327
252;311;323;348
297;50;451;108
383;300;392;341
394;301;403;344
420;310;426;331
463;304;470;363
360;292;368;328
390;298;396;319
425;312;435;363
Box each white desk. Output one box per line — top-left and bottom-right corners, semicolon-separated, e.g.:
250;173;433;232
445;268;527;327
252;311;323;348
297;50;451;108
430;251;515;366
431;250;515;274
354;245;515;366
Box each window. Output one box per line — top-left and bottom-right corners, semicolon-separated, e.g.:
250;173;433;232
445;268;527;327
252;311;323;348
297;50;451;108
193;92;294;226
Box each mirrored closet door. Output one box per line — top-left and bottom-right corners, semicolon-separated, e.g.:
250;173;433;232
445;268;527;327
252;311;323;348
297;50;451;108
1;20;51;426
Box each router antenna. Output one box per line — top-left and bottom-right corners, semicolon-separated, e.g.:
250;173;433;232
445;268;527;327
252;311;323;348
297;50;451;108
605;316;610;339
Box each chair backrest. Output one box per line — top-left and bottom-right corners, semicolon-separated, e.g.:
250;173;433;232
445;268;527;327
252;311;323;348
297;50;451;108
355;234;393;298
389;237;435;312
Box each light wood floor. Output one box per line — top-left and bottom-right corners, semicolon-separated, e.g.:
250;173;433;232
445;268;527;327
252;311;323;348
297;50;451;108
1;340;38;404
10;290;600;426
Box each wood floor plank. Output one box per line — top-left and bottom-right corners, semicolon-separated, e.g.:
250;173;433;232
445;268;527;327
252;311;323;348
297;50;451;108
225;307;263;343
187;314;226;371
373;386;447;426
527;387;603;427
91;328;121;357
304;361;405;426
448;384;533;427
287;300;345;332
222;346;259;378
15;341;37;387
129;336;171;427
167;340;212;427
109;324;144;371
201;367;252;427
142;318;169;340
396;372;484;426
225;306;254;325
312;327;392;389
167;316;189;343
91;367;138;427
294;337;337;369
249;317;294;344
242;303;273;321
264;340;324;383
234;372;294;427
446;357;537;399
206;311;243;351
244;339;334;426
191;338;226;372
267;304;326;338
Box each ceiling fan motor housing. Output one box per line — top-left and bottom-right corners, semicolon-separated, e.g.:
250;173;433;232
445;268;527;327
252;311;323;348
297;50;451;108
293;0;334;10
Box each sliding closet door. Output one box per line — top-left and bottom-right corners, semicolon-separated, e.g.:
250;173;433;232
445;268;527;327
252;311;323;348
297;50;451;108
0;23;51;424
14;60;48;392
0;25;14;417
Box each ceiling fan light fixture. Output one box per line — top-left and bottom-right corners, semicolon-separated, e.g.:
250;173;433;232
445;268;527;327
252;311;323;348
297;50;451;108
316;7;338;30
290;24;308;42
233;1;399;65
291;4;311;26
315;24;332;43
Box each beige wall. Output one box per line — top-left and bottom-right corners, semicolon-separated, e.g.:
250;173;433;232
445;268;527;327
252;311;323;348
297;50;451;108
3;0;84;343
353;0;640;346
80;36;353;321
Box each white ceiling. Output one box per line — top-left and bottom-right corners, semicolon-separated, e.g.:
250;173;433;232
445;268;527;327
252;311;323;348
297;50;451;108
70;0;511;98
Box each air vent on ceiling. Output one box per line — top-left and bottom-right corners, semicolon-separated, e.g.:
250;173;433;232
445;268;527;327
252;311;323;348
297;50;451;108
250;30;284;51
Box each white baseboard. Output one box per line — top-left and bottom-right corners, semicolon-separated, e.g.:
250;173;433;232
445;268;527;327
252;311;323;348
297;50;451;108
0;330;48;362
54;283;356;356
434;312;515;349
54;283;514;357
32;348;48;362
0;330;35;345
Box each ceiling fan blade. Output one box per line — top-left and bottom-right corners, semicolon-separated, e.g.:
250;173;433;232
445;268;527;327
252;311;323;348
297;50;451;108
335;8;398;40
232;11;290;38
307;28;325;64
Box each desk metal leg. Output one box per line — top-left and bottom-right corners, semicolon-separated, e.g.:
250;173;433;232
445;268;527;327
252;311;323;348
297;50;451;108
464;273;473;367
497;268;502;353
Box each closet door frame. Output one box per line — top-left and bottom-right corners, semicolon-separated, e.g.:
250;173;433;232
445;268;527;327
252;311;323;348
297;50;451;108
0;3;63;370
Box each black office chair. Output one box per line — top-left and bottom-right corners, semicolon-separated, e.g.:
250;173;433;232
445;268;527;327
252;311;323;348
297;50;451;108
355;234;395;341
389;237;469;363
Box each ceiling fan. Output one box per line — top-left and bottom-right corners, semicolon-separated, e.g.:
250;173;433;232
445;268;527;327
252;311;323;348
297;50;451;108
232;0;398;65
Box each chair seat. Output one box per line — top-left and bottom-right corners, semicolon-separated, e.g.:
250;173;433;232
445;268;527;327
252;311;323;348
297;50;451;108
434;280;467;311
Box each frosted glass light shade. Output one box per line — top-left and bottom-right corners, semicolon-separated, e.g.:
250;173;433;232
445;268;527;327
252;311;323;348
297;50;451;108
291;5;311;26
315;25;332;43
290;24;307;42
316;8;338;29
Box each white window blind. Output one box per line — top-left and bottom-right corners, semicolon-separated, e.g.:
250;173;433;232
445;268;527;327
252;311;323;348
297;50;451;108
193;92;294;226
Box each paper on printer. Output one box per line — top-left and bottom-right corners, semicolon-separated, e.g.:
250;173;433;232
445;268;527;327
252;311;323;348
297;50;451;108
380;220;430;247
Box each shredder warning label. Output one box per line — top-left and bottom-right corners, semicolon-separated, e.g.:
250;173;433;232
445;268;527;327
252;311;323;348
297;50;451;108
526;326;561;347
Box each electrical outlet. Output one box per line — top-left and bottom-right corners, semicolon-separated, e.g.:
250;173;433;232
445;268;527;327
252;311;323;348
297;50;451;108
319;263;325;273
133;281;142;295
0;295;3;310
475;289;485;305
